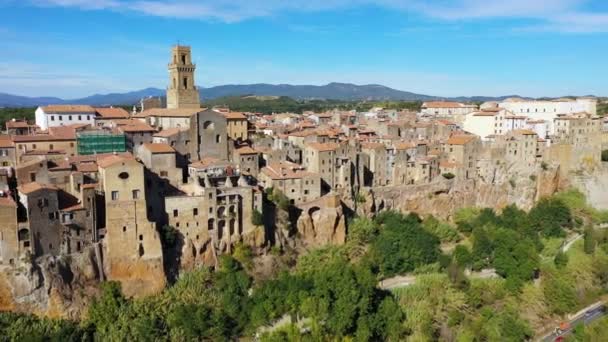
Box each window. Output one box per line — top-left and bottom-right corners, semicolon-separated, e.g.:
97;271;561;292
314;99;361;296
49;213;54;220
70;142;74;147
160;171;168;177
173;209;178;217
49;144;54;150
111;191;119;200
58;115;62;121
32;144;37;149
132;190;140;199
216;135;221;143
78;115;82;120
181;54;186;64
123;226;127;232
183;77;188;89
193;208;198;216
51;116;55;121
69;115;73;120
87;116;90;120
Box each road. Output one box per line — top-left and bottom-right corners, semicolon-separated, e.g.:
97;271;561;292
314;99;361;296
538;302;606;342
378;269;498;290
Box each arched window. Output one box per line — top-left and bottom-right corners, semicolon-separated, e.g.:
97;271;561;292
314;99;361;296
216;134;221;143
183;77;188;89
203;121;215;130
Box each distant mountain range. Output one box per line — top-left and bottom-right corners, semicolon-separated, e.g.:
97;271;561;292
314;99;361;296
0;82;536;107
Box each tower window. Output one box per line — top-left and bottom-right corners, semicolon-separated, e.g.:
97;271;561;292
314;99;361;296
183;77;188;89
181;54;186;64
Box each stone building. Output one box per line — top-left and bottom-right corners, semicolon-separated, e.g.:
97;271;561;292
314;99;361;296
0;196;19;265
17;182;62;257
12;125;82;163
361;142;389;187
259;161;321;204
5;119;37;136
197;109;229;160
118;122;156;155
98;154;165;297
94;107;130;127
303;142;352;193
444;135;481;180
223;112;248;141
166;45;201;109
233;146;260;178
0;137;16;168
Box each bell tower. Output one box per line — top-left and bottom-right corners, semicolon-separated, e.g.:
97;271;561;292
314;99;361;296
167;45;201;109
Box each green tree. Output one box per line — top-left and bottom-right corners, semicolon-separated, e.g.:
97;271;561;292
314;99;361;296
252;209;264;226
528;198;572;237
554;250;569;269
584;227;596;254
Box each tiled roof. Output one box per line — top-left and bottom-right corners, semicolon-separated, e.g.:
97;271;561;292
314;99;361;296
361;142;385;150
135;108;202;118
41;105;96;114
422;101;474;108
0;136;14;148
119;123;156;133
235;146;258;155
446;135;476;145
153;127;184;138
95;107;130;119
222;112;247;120
18;182;58;194
142;143;175;154
190;157;231;169
261;161;317;180
511;129;537;135
0;196;16;207
97;154;136;168
306;142;340;152
6;120;34;129
393;142;416;150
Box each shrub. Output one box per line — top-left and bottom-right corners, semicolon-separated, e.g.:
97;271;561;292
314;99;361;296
442;172;455;180
251;210;263;226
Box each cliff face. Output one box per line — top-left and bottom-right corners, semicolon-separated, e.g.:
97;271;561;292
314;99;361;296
296;197;347;247
353;166;562;220
0;244;104;319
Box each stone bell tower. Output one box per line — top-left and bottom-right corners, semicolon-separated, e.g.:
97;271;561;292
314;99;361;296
167;45;201;109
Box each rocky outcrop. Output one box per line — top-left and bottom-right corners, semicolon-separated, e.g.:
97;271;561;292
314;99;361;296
0;244;104;319
296;195;347;247
106;257;166;299
360;166;562;220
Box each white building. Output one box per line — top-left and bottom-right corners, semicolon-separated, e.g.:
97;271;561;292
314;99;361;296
421;101;478;117
525;119;549;139
497;97;597;134
35;105;97;130
462;109;507;141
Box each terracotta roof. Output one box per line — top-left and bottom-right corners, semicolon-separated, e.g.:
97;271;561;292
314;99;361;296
119;123;156;133
511;129;537;136
436;119;457;126
306;142;340;152
6;120;33;129
97;154;136;168
440;161;462;168
222;112;247;120
0;196;16;207
23;150;65;156
61;204;85;212
153;128;185;138
135;108;201;118
261;161;317;180
41;105;96;114
0;136;14;148
95;107;130;119
18;182;58;194
422;101;474;109
76;162;99;173
235;146;258;155
472;111;498;117
190;157;231;169
142;143;175;154
393;142;416;150
361;142;385;150
446;135;476;145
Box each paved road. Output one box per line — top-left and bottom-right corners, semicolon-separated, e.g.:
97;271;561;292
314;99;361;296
378;269;498;290
561;234;583;253
538;303;606;342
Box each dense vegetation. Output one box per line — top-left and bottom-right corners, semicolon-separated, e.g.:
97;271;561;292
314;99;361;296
2;189;608;341
0;107;35;130
203;96;422;114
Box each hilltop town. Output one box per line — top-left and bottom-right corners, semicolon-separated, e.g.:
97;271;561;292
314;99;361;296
1;45;608;324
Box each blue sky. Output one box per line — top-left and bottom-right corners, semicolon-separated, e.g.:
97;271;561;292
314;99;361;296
1;0;608;98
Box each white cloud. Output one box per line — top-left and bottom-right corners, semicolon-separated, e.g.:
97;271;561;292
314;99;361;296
25;0;608;32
